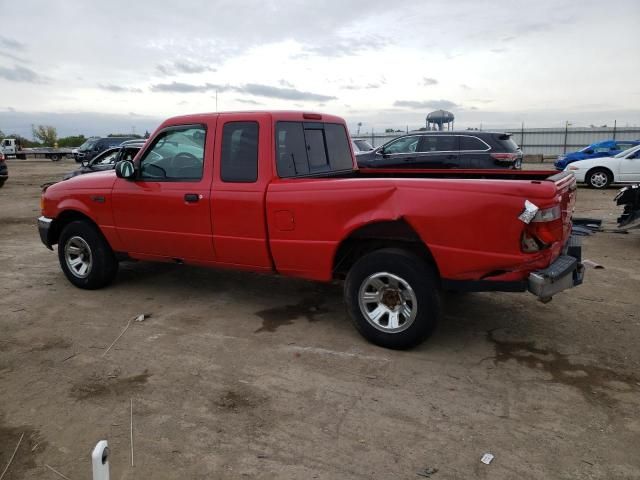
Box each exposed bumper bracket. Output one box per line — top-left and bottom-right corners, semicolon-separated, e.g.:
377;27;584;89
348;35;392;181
38;216;54;250
528;236;584;301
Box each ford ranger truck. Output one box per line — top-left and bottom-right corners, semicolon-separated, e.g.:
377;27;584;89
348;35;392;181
38;111;584;349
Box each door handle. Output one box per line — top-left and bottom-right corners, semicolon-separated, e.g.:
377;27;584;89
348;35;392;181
184;193;199;203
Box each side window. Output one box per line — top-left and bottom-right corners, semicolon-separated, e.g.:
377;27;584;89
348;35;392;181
617;143;633;151
275;122;352;177
594;147;610;153
221;121;259;183
385;136;420;154
97;150;119;165
139;125;206;181
459;136;487;151
436;136;457;151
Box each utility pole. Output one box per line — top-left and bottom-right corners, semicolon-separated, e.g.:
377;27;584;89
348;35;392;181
563;120;572;154
215;90;218;112
521;121;525;153
613;119;617;140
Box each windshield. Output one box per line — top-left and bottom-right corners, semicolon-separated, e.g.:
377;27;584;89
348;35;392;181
614;145;640;158
79;139;98;151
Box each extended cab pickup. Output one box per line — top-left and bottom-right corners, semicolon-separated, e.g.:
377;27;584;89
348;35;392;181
38;111;585;349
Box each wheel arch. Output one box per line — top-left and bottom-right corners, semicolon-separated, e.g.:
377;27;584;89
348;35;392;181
332;219;440;281
586;165;614;184
48;209;101;247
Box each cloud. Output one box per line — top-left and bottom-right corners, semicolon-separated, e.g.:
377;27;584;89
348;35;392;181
242;84;336;101
460;84;472;90
300;34;391;58
150;82;227;93
279;79;294;88
490;48;507;53
98;84;143;93
151;81;336;102
0;65;46;83
156;60;216;75
236;98;263;105
0;35;25;50
422;77;438;86
341;83;381;90
393;99;459;110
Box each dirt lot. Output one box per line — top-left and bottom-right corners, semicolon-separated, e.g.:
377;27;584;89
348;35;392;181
1;158;639;480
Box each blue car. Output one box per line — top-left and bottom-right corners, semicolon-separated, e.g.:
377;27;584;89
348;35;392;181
555;140;640;170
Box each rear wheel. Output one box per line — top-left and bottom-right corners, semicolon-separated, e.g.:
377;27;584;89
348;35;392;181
344;248;441;349
58;220;118;289
587;168;612;189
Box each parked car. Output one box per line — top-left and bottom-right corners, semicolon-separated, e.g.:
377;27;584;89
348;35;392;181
0;152;8;187
75;136;138;163
64;140;145;180
565;144;640;189
352;139;374;153
39;111;584;349
555;140;640;170
356;131;522;169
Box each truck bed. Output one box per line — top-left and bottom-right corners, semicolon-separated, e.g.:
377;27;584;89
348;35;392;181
356;167;564;182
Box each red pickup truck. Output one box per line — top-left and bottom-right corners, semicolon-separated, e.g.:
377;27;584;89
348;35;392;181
38;111;584;349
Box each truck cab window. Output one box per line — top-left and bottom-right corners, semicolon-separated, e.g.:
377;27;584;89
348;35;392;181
221;122;259;182
139;125;205;181
276;122;353;177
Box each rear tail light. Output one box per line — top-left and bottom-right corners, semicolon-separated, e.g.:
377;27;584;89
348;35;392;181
520;205;564;252
491;153;518;162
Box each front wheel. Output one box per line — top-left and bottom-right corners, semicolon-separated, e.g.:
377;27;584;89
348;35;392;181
58;220;118;289
344;248;441;349
587;168;612;189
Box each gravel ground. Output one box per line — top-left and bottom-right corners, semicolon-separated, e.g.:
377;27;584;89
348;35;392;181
1;158;639;480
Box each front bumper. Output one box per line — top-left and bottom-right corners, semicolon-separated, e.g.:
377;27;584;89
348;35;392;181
38;216;54;250
528;236;584;300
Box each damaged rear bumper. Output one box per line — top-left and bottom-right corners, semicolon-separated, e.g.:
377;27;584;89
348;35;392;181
527;236;584;300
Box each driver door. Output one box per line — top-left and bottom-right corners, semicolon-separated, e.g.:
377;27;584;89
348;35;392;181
112;123;215;261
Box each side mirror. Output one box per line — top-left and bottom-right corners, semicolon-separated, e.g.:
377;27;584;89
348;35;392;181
584;149;594;155
115;160;136;179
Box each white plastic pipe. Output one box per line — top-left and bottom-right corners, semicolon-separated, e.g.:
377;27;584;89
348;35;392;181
91;440;110;480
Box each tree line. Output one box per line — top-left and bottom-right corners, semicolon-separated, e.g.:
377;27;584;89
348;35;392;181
0;125;150;148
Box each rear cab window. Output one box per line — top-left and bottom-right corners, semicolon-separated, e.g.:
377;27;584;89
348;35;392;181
276;122;353;178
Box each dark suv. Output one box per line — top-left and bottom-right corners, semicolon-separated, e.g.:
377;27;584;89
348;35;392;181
0;152;8;187
356;131;522;169
75;136;138;163
64;140;145;180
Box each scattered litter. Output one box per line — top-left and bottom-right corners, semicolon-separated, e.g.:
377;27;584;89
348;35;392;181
365;375;378;380
480;453;494;465
61;352;77;363
0;432;24;480
130;398;134;467
416;466;438;477
582;259;604;269
581;460;594;466
44;464;72;480
102;313;150;357
31;443;39;452
257;454;269;459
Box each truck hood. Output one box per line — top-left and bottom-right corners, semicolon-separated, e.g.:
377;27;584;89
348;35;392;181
48;169;117;192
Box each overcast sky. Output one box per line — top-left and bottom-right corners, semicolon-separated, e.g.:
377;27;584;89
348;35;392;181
0;0;639;137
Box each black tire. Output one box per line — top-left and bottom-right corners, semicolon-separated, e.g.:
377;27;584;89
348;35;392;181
57;220;118;289
344;248;441;349
586;168;612;189
50;154;60;161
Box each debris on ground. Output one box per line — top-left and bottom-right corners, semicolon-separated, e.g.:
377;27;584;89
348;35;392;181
0;432;24;480
582;259;604;269
416;466;438;477
481;453;494;465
